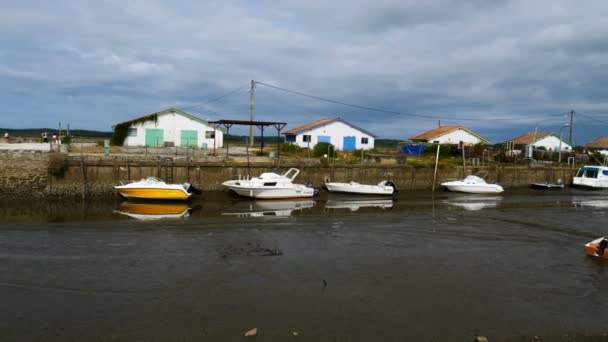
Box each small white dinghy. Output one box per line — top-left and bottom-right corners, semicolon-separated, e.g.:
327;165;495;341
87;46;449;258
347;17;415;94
325;175;396;195
222;168;315;199
441;172;503;194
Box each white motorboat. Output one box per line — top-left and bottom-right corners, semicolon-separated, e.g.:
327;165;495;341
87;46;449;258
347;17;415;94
441;172;504;194
114;176;201;200
573;166;608;189
325;179;396;195
222;168;315;199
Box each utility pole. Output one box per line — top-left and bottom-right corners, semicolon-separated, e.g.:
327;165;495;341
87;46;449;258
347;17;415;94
249;80;255;147
568;110;574;146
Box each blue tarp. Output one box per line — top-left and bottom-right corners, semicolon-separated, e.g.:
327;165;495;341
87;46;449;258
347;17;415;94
400;144;426;155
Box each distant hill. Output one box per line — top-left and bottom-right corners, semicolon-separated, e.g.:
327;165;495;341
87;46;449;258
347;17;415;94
0;128;112;138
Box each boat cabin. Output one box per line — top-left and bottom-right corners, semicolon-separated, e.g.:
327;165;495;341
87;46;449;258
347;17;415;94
573;166;608;189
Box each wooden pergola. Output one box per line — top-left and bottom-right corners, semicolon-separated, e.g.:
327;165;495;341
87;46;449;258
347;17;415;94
208;120;287;156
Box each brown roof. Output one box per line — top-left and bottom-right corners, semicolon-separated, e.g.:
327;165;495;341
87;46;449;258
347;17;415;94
511;131;552;145
585;136;608;149
283;117;338;135
409;125;488;143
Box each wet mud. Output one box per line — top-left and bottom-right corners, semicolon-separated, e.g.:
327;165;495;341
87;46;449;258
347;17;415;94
1;189;608;341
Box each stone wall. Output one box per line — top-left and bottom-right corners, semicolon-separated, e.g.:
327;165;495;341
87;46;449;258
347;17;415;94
0;150;49;198
0;152;581;200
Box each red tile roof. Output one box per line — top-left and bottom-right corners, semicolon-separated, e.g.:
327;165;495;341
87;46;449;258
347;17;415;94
585;136;608;149
283;117;338;135
511;132;552;145
409;125;488;143
283;117;377;137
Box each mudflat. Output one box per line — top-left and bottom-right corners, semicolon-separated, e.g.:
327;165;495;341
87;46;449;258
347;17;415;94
1;190;608;341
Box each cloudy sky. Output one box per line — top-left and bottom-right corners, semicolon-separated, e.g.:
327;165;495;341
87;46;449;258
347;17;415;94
2;0;608;143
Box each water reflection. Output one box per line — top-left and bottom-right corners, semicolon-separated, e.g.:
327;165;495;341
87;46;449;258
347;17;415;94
443;196;503;211
114;202;193;220
572;196;608;208
324;198;394;212
221;200;315;218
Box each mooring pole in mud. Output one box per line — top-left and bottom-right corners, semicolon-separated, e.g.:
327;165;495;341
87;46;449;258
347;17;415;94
81;157;88;200
432;144;440;192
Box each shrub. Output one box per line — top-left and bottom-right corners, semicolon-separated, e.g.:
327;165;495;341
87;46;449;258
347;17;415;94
61;135;72;144
423;144;451;157
280;143;302;154
48;153;68;177
313;142;336;158
353;149;365;158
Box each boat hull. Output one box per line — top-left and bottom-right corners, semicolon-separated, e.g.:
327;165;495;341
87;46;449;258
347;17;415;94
441;183;504;194
530;183;564;189
114;187;191;200
325;182;394;195
223;183;315;199
572;180;608;189
585;238;608;258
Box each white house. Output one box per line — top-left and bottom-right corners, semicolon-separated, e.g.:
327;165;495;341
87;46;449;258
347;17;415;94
409;125;488;145
510;131;572;152
585;136;608;156
283;117;376;151
113;108;224;148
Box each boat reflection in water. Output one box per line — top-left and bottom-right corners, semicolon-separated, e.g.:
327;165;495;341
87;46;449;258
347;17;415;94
572;196;608;208
324;198;394;212
443;196;503;211
114;202;194;220
221;200;315;218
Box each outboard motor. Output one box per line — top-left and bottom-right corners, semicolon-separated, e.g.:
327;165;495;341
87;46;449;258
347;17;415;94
184;183;203;195
304;181;319;196
384;180;398;195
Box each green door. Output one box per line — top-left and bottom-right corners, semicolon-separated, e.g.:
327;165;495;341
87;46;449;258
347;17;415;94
145;128;164;147
180;130;198;147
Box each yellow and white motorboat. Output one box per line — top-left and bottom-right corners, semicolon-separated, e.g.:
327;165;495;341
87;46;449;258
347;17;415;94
114;176;201;200
114;202;193;220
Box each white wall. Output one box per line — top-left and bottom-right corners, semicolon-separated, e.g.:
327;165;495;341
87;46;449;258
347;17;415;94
289;121;375;150
431;129;483;145
123;111;223;148
532;135;572;151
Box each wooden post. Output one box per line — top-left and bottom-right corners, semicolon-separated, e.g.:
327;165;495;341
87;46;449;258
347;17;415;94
461;141;466;178
432;144;440;192
249;80;255;146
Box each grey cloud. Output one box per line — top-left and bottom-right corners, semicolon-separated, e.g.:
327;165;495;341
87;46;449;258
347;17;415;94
1;0;608;143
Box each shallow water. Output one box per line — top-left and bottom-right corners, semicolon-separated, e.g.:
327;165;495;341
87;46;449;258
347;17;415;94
1;189;608;341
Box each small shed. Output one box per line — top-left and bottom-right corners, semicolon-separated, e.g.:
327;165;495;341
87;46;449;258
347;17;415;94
409;126;488;146
112;108;224;148
283;117;376;151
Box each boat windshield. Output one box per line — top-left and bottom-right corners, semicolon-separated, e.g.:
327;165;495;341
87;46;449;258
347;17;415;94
583;168;599;179
145;176;164;183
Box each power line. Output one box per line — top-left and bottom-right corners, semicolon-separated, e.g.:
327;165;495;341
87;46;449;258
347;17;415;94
255;81;558;122
180;84;249;111
578;112;608;124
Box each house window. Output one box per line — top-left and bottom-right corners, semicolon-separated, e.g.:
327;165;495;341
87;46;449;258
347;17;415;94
302;135;311;142
205;131;215;139
361;137;369;144
127;128;137;137
285;135;296;142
